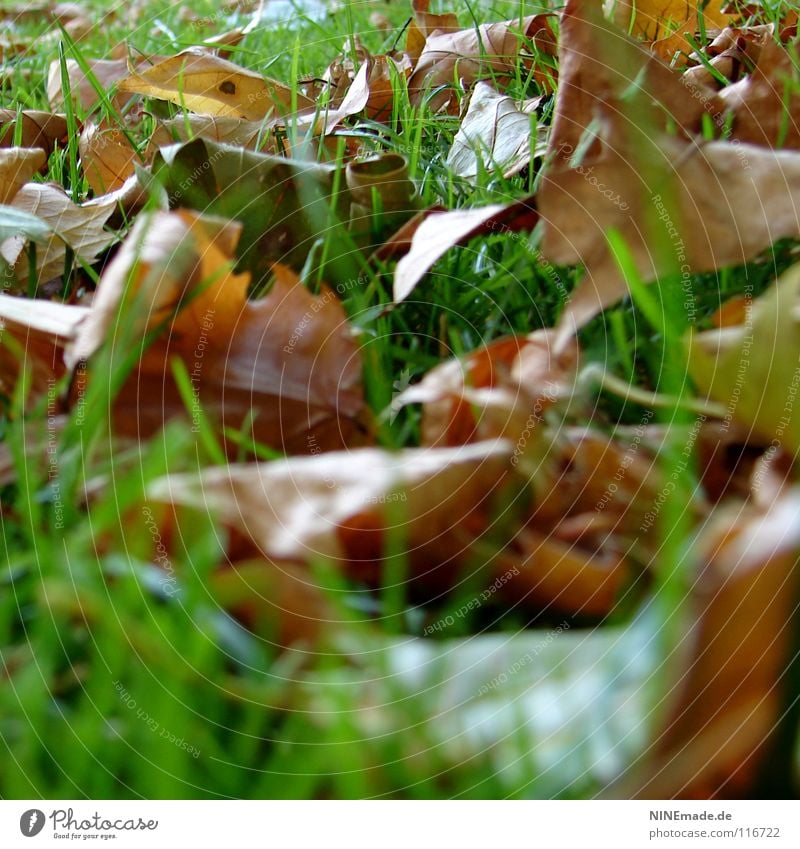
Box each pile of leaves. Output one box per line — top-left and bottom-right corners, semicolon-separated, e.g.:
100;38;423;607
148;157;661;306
1;0;800;799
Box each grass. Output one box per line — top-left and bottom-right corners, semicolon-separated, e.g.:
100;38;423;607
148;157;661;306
0;0;798;799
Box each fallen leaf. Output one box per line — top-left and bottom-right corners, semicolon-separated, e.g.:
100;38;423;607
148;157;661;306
0;291;88;399
47;57;135;114
606;0;733;59
0;147;45;204
393;330;578;446
118;48;313;120
618;489;800;798
147;440;513;564
1;183;118;286
66;210;364;452
718;38;800;149
688;262;800;453
408;14;557;110
539;1;800;336
394;198;538;302
446;81;544;179
406;0;460;64
79;123;140;194
0;110;67;156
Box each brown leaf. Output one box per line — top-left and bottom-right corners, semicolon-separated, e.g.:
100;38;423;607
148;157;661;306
406;0;460;64
393;198;538;302
0;110;67;156
47;57;135;114
147;440;513;564
79;123;140;194
408;14;557;110
0;291;88;399
607;0;733;60
0;147;45;204
393;330;578;446
446;81;544;179
540;1;800;336
2;183;118;286
66;210;363;453
718;38;800;149
118;48;313;120
619;489;800;798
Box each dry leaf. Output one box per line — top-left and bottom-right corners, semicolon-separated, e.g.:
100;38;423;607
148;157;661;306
0;147;45;204
539;1;800;337
147;440;513;563
688;263;800;453
606;0;732;59
718;38;800;149
408;14;557;110
47;57;134;113
393;330;578;446
0;291;88;399
66;210;364;452
0;110;67;156
446;81;543;179
1;183;118;286
618;489;800;798
79;123;140;194
394;198;537;302
406;0;460;65
119;48;313;120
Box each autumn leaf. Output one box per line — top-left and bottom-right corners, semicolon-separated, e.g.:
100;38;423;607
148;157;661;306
118;48;313;121
392;330;578;446
688;263;800;453
79;122;140;194
394;198;537;302
408;14;557;110
446;82;545;180
606;0;732;59
0;147;45;205
616;488;800;798
539;0;800;336
0;290;88;399
0;110;67;156
65;209;364;452
1;182;118;286
718;38;800;149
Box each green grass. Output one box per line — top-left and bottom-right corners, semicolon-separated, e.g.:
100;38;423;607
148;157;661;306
0;0;798;799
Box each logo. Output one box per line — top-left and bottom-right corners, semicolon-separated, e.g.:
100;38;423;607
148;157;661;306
19;810;45;837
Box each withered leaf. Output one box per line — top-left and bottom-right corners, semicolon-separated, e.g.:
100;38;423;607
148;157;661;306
119;48;313;121
688;262;800;453
1;183;118;286
446;81;544;180
0;147;45;205
66;210;363;452
0;110;67;156
394;198;537;302
79;123;140;194
408;14;557;110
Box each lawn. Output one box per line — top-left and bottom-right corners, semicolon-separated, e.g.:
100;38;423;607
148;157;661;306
0;0;799;800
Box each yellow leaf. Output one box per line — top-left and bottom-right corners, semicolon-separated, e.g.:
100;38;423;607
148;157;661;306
118;48;312;120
